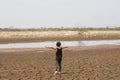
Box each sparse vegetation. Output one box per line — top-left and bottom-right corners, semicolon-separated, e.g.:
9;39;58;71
0;27;120;39
0;27;120;31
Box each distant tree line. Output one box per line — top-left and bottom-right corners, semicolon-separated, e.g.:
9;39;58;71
0;26;120;31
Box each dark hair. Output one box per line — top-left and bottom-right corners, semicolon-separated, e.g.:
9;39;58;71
56;42;61;46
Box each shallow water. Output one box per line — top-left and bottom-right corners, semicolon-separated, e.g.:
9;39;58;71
0;40;120;49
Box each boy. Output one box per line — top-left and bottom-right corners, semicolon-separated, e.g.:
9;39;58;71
46;42;68;75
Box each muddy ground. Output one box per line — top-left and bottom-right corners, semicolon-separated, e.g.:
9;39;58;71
0;45;120;80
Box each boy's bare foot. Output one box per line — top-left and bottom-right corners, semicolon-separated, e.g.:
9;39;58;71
54;71;61;75
54;71;58;75
58;72;61;74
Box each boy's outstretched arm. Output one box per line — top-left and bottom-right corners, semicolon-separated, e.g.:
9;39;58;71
62;46;69;49
45;46;56;50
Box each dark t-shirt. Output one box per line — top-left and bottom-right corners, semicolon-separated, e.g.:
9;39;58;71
56;47;62;60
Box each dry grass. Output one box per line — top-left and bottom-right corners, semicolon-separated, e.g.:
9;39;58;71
0;30;120;39
81;30;120;38
0;31;78;38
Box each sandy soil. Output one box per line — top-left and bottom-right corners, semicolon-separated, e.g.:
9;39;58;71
0;45;120;80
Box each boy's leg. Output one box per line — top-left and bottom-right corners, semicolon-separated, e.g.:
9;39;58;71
55;59;59;71
58;58;62;72
55;58;62;74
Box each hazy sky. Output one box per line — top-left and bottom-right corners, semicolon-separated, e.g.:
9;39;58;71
0;0;120;28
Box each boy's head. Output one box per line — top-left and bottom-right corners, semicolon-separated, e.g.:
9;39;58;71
56;42;61;47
